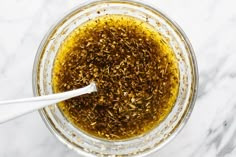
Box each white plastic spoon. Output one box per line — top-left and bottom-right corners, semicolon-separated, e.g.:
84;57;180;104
0;82;97;124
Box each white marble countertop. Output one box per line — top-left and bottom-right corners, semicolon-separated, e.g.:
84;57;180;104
0;0;236;156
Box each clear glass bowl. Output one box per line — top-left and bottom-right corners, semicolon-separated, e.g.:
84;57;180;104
32;0;198;156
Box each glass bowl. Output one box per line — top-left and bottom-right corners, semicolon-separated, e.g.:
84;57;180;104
32;0;198;156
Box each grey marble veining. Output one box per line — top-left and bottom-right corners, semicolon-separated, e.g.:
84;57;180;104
0;0;236;156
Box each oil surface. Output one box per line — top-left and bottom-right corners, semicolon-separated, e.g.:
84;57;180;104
52;15;179;140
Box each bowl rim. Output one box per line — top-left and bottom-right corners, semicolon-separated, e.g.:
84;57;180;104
32;0;199;156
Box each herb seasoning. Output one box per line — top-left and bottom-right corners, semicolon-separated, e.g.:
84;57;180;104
53;15;179;140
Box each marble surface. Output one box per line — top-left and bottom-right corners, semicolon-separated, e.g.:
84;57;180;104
0;0;236;156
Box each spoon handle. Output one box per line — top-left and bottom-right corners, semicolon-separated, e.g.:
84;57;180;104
0;82;97;124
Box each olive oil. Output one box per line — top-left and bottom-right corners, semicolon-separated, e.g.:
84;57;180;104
52;15;179;140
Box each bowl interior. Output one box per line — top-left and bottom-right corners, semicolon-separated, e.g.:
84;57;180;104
33;0;198;156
